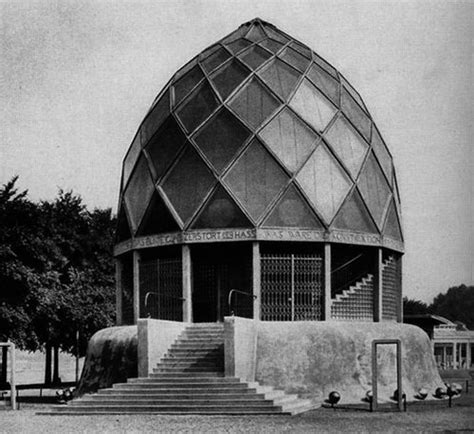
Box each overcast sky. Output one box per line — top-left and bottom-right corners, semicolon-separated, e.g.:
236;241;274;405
1;0;472;303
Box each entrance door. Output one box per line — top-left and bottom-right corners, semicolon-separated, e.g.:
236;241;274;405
192;244;252;322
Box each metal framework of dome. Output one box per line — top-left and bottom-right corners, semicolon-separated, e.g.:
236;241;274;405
115;19;404;326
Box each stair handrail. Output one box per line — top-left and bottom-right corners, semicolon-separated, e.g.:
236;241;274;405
144;291;185;308
228;289;257;316
331;253;363;275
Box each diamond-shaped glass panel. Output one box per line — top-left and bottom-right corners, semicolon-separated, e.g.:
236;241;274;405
229;78;280;130
384;199;402;241
332;188;378;234
279;47;310;73
290;79;337;133
144;117;187;181
116;203;132;242
371;127;393;183
161;145;216;225
225;38;252;54
259;38;284;54
263;184;323;228
224;139;289;222
245;24;267;42
307;63;339;106
194;109;250;173
123;133;142;189
264;26;289;44
137;191;181;236
341;87;371;142
260;108;319;173
313;52;337;78
258;58;301;101
141;89;170;146
173;58;198;83
192;185;252;229
341;76;368;113
238;45;272;70
210;59;250;100
124;155;156;232
358;152;391;229
296;144;352;224
324;115;368;178
176;81;219;134
173;64;204;107
201;46;231;73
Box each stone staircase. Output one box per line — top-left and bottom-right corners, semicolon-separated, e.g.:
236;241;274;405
47;323;314;415
331;274;374;321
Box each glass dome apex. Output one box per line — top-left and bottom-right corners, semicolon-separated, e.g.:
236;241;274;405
117;19;403;252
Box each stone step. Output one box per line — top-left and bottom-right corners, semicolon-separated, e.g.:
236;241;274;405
74;398;275;406
100;386;258;394
44;408;286;415
127;377;240;384
153;367;224;373
91;393;266;400
114;382;249;390
150;371;225;377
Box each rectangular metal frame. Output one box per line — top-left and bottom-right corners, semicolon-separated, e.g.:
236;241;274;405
372;339;402;411
0;342;16;410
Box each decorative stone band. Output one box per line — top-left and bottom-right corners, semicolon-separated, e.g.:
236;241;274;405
114;228;404;256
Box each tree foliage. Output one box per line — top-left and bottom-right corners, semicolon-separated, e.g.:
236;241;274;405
0;176;116;356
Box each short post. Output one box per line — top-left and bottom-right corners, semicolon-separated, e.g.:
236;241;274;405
10;342;16;410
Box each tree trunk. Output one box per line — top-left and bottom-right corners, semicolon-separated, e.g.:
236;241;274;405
53;346;60;384
44;344;52;385
1;347;7;385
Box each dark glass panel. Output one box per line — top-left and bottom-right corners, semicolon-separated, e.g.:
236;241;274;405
194;109;250;173
210;59;250;100
263;184;323;228
341;87;371;142
264;26;290;44
123;134;142;189
313;52;337;78
201;46;232;73
161;145;216;225
290;41;311;59
228;77;280;130
371;127;393;183
137;191;181;236
221;25;248;44
116;204;132;242
384;199;402;241
173;64;204;107
290;79;336;133
307;63;339;105
259;107;319;173
124;155;156;232
279;47;310;73
199;44;221;61
225;38;252;54
324;115;368;178
141;89;170;146
176;81;219;133
224;139;289;221
296;143;351;224
173;57;198;82
144;117;187;181
245;23;267;42
238;45;272;70
341;76;368;113
258;58;301;101
259;38;284;54
332;188;378;234
192;185;252;229
357;152;391;229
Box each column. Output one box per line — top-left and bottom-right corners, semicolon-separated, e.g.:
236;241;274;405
132;250;140;324
115;258;123;326
182;245;192;323
452;342;457;369
374;248;383;322
397;256;403;323
252;242;261;320
443;345;447;369
324;243;332;321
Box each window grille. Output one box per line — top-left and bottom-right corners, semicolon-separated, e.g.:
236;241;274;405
382;255;400;321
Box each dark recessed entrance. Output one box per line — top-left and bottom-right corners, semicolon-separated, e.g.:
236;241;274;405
192;243;252;322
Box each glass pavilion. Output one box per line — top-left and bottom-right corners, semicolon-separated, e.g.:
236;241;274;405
114;18;404;325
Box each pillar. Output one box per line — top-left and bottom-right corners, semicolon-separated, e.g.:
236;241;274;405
252;242;261;320
374;248;383;322
115;258;123;326
452;342;457;369
132;250;140;324
182;245;192;323
443;345;447;369
324;243;332;321
397;256;403;323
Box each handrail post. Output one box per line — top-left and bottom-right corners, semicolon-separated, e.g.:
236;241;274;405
324;243;332;321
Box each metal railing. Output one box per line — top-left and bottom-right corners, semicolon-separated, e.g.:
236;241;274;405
227;289;257;317
144;291;185;319
331;253;372;298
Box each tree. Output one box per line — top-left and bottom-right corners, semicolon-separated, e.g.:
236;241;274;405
403;297;431;316
430;285;474;330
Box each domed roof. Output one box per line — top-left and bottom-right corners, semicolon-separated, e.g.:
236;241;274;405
116;18;403;253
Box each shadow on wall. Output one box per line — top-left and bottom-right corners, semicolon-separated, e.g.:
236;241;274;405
76;326;137;396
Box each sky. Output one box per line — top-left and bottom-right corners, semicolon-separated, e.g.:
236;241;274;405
1;0;472;303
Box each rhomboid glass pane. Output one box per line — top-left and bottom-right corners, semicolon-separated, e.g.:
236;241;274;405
245;24;267;42
123;133;142;190
307;63;339;106
238;45;272;70
371;127;393;183
259;38;284;54
384;199;402;241
137;191;181;235
201;46;232;73
173;64;204;107
141;89;170;146
225;38;252;54
341;87;371;142
210;59;250;100
279;47;311;73
258;58;301;101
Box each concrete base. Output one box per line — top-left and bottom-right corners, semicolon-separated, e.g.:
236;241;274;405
77;326;137;395
252;321;444;404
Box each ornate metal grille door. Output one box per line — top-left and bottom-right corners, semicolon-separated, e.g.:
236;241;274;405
261;253;323;321
139;256;182;320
